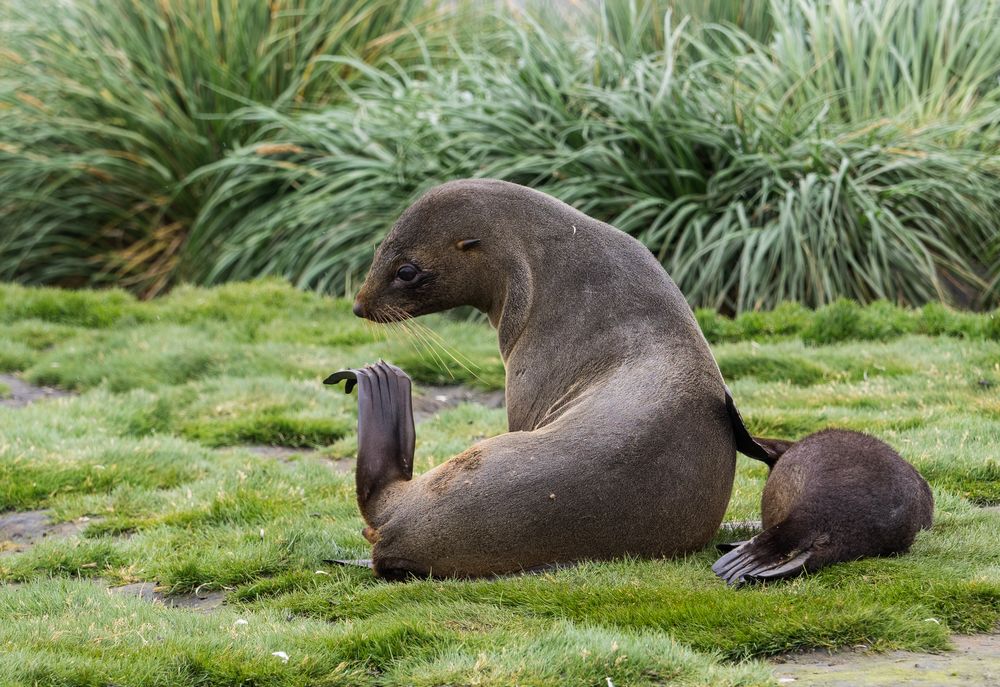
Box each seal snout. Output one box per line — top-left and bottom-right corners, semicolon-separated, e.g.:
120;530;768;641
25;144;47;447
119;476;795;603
352;300;366;318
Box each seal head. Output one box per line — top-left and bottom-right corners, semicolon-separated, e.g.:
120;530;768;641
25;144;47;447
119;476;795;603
353;185;496;322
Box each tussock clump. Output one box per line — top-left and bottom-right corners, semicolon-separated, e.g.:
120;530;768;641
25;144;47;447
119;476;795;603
717;352;829;386
193;0;1000;310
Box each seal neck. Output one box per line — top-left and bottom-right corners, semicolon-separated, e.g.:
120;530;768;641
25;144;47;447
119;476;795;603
488;259;533;361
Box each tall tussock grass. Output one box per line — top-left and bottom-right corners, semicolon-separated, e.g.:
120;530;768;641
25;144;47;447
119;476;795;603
0;0;451;296
2;0;999;310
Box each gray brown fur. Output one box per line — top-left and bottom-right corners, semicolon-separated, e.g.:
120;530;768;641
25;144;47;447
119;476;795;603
348;179;739;578
713;429;933;585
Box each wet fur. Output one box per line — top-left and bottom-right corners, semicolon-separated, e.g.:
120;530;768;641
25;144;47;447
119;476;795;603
713;429;934;585
349;179;739;578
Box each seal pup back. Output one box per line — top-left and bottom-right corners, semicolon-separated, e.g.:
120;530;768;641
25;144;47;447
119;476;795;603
713;429;933;585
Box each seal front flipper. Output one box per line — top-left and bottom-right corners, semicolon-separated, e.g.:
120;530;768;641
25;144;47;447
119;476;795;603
352;362;416;507
725;387;784;467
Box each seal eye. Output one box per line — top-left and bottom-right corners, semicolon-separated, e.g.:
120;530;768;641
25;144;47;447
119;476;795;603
395;264;419;282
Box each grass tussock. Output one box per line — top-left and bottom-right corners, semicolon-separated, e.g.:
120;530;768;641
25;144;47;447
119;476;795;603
0;281;997;685
187;0;1000;310
0;0;458;296
2;0;999;309
697;300;1000;345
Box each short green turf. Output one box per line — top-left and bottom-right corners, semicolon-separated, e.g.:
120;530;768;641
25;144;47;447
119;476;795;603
0;281;997;687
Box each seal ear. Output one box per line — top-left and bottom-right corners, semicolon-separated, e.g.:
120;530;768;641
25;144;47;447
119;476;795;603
456;238;481;251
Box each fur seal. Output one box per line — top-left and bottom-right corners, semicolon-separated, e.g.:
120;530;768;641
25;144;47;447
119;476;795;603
713;429;934;585
329;178;764;579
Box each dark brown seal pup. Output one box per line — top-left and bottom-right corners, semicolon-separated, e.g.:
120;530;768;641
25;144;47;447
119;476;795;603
713;429;933;585
326;178;764;579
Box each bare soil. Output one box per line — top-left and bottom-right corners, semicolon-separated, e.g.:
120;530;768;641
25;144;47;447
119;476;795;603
0;373;73;407
412;384;505;423
107;581;225;612
771;633;1000;685
0;510;94;556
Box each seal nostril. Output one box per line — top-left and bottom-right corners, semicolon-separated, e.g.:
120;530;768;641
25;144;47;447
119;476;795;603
352;300;365;318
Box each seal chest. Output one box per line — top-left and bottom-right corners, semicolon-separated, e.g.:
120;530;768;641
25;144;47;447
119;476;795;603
713;429;934;585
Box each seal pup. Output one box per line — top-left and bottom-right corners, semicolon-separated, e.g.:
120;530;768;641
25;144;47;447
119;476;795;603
326;178;764;579
713;429;933;586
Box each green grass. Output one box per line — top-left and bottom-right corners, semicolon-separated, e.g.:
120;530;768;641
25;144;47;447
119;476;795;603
0;281;997;686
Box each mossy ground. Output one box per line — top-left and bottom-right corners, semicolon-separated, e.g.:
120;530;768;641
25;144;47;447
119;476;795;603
0;281;997;686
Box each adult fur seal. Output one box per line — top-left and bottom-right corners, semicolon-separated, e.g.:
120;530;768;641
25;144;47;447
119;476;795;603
328;178;765;579
713;429;933;585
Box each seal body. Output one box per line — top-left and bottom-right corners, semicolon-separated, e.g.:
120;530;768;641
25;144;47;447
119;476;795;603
713;429;934;585
347;179;738;578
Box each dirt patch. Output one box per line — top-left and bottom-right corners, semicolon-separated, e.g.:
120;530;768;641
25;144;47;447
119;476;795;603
452;447;483;470
0;374;73;408
327;458;355;474
718;520;762;536
240;445;315;461
412;385;504;423
0;510;94;556
222;445;354;474
771;633;1000;686
226;384;503;472
107;581;225;612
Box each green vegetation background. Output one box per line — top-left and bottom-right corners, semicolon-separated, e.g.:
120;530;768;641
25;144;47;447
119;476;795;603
0;280;998;686
2;0;1000;683
2;0;999;310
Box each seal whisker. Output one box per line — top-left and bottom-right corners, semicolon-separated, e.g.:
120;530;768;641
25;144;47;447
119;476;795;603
385;305;455;377
382;302;481;382
404;316;484;383
383;305;445;372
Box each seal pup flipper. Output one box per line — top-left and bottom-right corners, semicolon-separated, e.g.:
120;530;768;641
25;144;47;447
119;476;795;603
327;362;416;506
712;524;815;586
724;387;781;466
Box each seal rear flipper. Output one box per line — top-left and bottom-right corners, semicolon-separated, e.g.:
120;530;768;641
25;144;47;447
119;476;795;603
712;526;814;586
725;387;782;467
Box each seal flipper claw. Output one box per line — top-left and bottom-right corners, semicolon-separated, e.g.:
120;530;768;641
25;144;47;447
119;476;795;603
324;369;358;394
